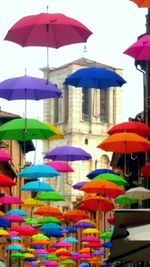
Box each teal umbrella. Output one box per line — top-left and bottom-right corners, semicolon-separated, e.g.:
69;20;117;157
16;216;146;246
19;164;60;179
21;181;54;192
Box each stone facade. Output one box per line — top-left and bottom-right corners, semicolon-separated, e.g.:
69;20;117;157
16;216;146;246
41;57;124;209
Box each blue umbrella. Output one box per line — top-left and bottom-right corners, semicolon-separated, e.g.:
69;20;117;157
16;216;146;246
21;181;54;192
6;244;23;251
79;263;90;267
61;226;76;234
87;168;119;179
63;237;79;243
10;237;21;241
19;164;60;179
0;217;10;227
39;223;63;232
103;241;112;249
64;66;126;89
5;208;27;216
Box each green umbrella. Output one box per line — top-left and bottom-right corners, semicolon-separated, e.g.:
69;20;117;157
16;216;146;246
24;217;39;225
10;252;24;259
99;231;113;240
0;118;56;141
36;191;65;201
93;173;127;186
31;233;49;240
37;216;60;224
114;195;138;206
48;254;59;261
61;259;76;265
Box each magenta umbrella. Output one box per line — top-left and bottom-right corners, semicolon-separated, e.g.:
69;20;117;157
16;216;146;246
81;235;100;242
123;34;150;60
5;215;25;223
45;161;74;173
54;241;71;248
0;149;12;162
44;145;92;161
0;195;23;204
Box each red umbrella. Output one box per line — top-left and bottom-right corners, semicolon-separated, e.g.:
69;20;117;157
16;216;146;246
63;210;89;222
11;225;37;236
130;0;150;7
140;163;150;176
107;121;150;137
4;13;92;48
0;174;16;187
78;196;114;212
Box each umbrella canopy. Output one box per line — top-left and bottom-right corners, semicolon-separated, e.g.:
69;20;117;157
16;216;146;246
36;191;65;201
37;216;60;225
31;233;49;240
19;164;60;178
44;145;91;161
63;237;79;243
5;208;27;216
11;225;37;236
34;206;62;217
107;121;150;137
64;66;126;89
93;173;127;186
0;174;16;187
130;0;150;7
99;231;113;240
54;241;71;248
140;162;150;176
125;186;150;200
5;214;25;223
4;13;92;48
123;34;150;60
63;210;89;221
22;198;44;207
6;244;24;251
82;228;99;234
79;196;114;212
80;180;125;198
81;235;100;242
0;195;23;204
73;220;96;229
21;181;54;192
72;181;88;190
0;118;57;141
0;149;12;161
0;229;9;235
87;168;118;179
97;132;150;153
114;195;138;206
45;123;64;141
0;217;10;227
45;161;74;173
24;217;38;225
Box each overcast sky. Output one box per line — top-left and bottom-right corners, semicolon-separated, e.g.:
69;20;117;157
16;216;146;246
0;0;148;162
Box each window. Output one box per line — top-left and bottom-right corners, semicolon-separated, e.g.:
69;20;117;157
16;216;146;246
63;84;69;122
82;88;91;121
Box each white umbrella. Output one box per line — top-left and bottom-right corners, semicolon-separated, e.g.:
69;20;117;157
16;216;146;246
125;186;150;201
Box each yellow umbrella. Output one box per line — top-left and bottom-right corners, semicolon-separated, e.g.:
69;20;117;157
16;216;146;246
22;198;44;207
82;228;99;234
24;252;35;258
0;228;9;235
45;122;64;141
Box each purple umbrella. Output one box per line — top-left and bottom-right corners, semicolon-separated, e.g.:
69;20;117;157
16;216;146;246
0;75;62;117
44;145;92;161
72;181;88;190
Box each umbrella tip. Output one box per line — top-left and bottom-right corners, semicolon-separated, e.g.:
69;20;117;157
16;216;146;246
46;5;49;13
25;68;27;76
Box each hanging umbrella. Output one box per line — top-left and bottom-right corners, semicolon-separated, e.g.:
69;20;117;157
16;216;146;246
10;236;21;241
10;252;24;259
64;66;126;89
114;195;138;206
140;162;150;176
7;231;19;238
80;180;125;198
130;0;150;8
36;191;65;201
81;235;100;242
60;259;76;265
0;228;9;236
0;75;61;118
82;228;99;234
63;210;89;221
0;195;23;204
93;173;127;186
44;145;91;161
19;164;60;178
5;214;25;223
123;34;150;60
79;196;114;212
24;218;39;225
0;211;5;217
39;223;63;232
6;208;27;216
107;121;150;137
99;231;113;240
72;181;88;190
0;118;58;141
0;174;16;187
45;123;64;141
54;241;71;248
0;217;10;227
87;168;119;179
63;237;79;243
34;206;62;218
21;181;54;192
31;233;49;241
0;149;12;161
22;198;44;207
125;186;150;200
97;132;150;153
37;216;60;225
11;225;38;236
73;219;96;229
45;161;74;173
6;244;24;251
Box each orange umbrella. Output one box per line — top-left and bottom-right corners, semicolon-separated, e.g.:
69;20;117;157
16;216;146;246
30;239;50;245
55;248;71;256
80;180;125;198
63;209;89;222
34;206;62;218
78;196;114;212
130;0;150;7
97;132;150;154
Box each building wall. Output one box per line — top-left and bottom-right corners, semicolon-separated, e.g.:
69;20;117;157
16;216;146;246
42;58;124;209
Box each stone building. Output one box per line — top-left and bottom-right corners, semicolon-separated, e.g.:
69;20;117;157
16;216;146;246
41;57;124;209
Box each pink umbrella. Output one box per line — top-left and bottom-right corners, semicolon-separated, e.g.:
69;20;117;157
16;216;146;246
54;241;71;248
81;235;100;242
0;149;12;162
34;248;49;255
6;231;19;237
123;34;150;60
0;195;23;204
45;161;74;173
5;215;25;223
